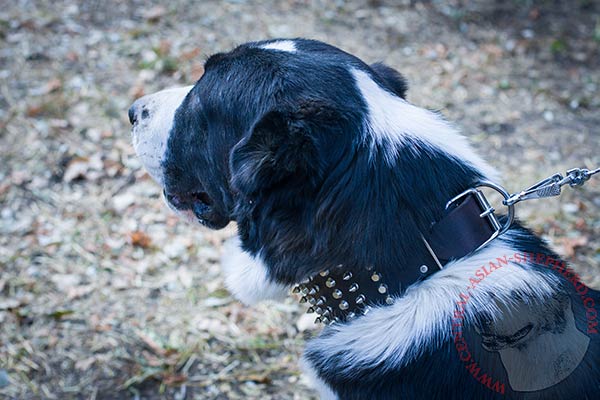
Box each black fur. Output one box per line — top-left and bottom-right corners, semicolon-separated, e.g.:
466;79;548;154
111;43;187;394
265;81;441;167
158;39;600;399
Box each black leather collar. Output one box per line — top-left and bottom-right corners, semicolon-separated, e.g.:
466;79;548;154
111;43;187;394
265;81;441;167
293;187;502;325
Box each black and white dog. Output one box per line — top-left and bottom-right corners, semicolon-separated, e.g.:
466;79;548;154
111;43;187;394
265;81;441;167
129;39;599;399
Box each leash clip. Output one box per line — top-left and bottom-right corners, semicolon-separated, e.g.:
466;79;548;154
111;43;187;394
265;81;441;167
503;167;600;207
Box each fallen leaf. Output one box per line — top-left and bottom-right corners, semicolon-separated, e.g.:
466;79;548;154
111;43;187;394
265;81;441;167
179;47;201;61
67;285;95;300
135;330;167;357
162;373;187;385
559;236;589;257
237;373;271;384
143;6;167;22
129;231;152;248
43;78;62;94
75;356;96;370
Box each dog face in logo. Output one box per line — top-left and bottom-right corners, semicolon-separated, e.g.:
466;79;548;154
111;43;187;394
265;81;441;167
475;293;590;392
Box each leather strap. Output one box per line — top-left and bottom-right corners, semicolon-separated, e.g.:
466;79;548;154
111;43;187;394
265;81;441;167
294;191;500;324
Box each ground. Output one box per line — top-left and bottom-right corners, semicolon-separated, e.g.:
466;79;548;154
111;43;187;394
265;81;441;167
0;1;599;399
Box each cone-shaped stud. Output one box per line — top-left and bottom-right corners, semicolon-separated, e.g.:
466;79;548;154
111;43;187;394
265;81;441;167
336;264;344;269
371;272;381;282
348;283;359;293
308;285;319;296
307;307;315;314
325;277;336;288
300;296;308;304
355;294;366;305
378;284;387;294
315;307;324;315
319;270;329;277
385;296;394;305
342;272;353;280
316;297;326;306
347;312;356;320
301;287;309;295
321;317;330;324
292;286;301;294
332;289;343;299
315;317;322;324
363;306;371;315
339;300;349;310
419;265;428;274
308;297;317;305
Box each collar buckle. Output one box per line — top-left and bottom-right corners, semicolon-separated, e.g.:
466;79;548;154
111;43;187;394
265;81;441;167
445;180;514;251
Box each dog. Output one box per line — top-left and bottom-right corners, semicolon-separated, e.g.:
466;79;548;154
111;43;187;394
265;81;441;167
129;39;599;399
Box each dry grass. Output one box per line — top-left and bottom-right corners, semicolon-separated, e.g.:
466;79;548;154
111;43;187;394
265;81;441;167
1;1;599;399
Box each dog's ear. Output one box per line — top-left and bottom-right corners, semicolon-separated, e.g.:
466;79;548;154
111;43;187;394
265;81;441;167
370;62;408;99
230;102;333;196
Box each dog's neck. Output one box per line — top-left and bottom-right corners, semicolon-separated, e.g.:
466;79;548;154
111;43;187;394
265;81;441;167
237;139;487;291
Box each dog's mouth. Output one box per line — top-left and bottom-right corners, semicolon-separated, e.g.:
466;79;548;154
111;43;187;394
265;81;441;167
163;190;229;229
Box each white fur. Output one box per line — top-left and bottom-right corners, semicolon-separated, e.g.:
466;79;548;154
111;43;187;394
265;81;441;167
351;69;498;180
131;86;194;185
259;40;297;53
306;234;560;377
300;356;338;400
220;236;289;305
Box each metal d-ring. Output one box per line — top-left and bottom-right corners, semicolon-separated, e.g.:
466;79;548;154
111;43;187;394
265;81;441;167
476;180;515;235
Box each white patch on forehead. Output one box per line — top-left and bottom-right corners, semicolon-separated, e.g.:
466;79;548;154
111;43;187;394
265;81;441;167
351;68;498;180
131;85;194;185
259;40;297;53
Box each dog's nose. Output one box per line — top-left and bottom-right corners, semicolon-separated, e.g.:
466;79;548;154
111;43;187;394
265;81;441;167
128;104;137;125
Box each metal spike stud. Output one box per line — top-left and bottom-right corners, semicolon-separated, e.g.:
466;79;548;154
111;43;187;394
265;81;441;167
332;289;343;299
378;284;388;294
292;286;301;294
316;297;326;306
308;297;317;305
339;300;349;310
342;272;353;280
308;285;319;295
325;277;336;288
371;272;381;282
385;296;394;305
347;312;356;320
315;307;324;315
307;307;315;314
319;270;330;277
315;317;322;324
419;265;429;274
300;296;308;304
301;287;309;295
348;283;359;292
355;294;366;305
321;317;330;324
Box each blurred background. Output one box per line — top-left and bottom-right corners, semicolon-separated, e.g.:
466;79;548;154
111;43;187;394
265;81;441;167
0;1;599;399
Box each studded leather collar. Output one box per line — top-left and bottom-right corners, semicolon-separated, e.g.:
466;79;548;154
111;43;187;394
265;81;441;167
293;188;502;325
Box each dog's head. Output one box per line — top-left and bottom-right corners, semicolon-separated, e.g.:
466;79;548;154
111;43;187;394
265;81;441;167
129;39;410;230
